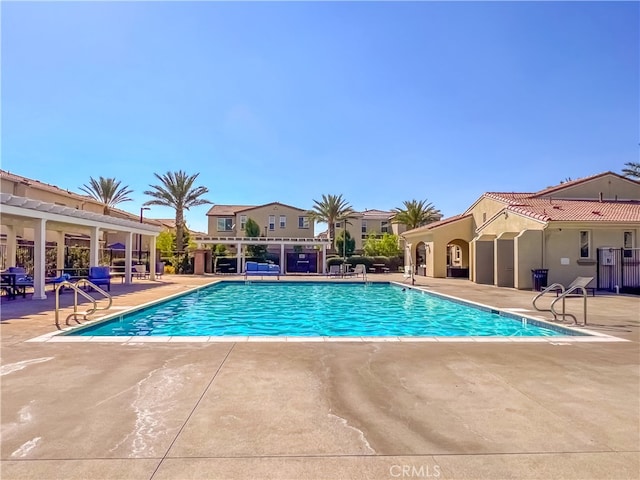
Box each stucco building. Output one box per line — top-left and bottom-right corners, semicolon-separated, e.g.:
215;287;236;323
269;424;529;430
402;172;640;291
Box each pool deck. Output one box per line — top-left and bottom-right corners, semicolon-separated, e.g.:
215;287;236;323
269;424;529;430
1;274;639;479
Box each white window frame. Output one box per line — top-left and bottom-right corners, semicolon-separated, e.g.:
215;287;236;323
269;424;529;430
217;218;233;232
381;220;388;233
298;216;309;229
579;230;591;258
268;215;276;231
624;231;634;249
279;215;286;229
362;220;367;234
240;215;247;231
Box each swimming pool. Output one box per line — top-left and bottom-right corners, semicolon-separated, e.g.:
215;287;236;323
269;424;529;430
65;282;587;338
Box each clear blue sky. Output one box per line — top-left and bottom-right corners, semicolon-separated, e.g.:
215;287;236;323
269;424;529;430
2;1;638;235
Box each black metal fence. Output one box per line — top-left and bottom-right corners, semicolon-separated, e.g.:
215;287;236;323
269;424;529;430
597;248;640;295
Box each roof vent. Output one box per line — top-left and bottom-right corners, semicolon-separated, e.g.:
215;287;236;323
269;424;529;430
592;210;601;215
552;205;561;209
599;192;603;202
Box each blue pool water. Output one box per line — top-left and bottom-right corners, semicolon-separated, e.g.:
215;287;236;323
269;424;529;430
67;282;583;337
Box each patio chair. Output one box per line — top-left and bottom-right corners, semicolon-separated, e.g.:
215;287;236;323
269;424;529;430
352;264;367;278
88;266;111;291
552;276;596;297
327;265;341;277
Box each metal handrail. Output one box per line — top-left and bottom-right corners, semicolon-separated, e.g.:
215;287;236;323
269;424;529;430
550;286;588;326
54;280;112;329
72;279;113;311
532;283;565;314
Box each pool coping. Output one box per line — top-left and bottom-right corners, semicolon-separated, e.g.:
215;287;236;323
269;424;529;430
25;280;629;343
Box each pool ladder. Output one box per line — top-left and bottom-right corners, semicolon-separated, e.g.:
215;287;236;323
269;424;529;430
532;283;588;326
54;280;112;329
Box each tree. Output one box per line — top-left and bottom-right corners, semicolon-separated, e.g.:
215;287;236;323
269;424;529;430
156;230;175;257
363;233;402;257
335;229;355;257
79;176;133;215
308;194;354;251
392;199;441;230
143;171;211;252
622;162;640;179
244;218;267;261
79;176;133;246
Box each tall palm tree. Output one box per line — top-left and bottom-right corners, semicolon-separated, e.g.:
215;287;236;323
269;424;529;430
79;176;133;215
392;199;441;230
308;194;354;251
622;162;640;179
143;171;212;252
79;176;134;248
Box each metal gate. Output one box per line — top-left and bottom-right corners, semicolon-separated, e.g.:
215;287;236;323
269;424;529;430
597;248;640;294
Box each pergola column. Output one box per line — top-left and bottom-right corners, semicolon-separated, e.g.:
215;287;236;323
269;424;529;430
32;218;47;300
321;244;327;274
280;243;285;273
149;236;157;280
124;232;133;285
236;242;242;273
89;227;100;267
55;231;66;271
5;225;17;268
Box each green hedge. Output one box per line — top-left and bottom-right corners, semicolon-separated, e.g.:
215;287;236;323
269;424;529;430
327;255;403;271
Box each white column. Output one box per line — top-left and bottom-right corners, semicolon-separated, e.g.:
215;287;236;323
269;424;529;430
124;232;133;285
89;227;100;267
236;242;242;273
32;218;47;300
5;225;17;268
56;231;66;272
149;235;156;281
280;243;285;274
321;244;327;274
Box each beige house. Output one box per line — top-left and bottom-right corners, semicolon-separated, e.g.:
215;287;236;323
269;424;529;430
198;202;328;274
402;172;640;291
206;202;315;239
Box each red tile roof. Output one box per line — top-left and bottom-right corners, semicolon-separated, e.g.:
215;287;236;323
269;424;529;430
505;199;640;222
403;214;472;235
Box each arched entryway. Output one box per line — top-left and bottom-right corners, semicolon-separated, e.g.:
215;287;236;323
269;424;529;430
446;238;470;278
416;242;427;276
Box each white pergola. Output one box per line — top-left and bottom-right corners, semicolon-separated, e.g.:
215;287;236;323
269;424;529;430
1;193;163;299
192;235;331;274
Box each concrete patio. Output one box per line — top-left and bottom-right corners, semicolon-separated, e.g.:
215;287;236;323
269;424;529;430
1;274;638;480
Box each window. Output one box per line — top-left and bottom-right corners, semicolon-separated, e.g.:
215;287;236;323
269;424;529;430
217;218;233;232
579;231;590;258
268;215;275;231
240;215;247;231
279;215;286;229
335;221;342;228
624;231;634;249
381;221;389;233
362;220;367;234
298;216;309;229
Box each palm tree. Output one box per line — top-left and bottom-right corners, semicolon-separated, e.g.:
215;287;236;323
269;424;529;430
143;171;211;252
392;199;441;230
79;176;133;215
308;194;354;251
622;162;640;179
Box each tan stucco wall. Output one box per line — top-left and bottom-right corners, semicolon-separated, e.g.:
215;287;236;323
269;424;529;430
467;197;507;231
478;210;544;236
514;230;543;289
537;175;640;201
543;225;640;286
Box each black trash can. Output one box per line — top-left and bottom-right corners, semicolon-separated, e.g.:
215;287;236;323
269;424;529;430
531;269;549;291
